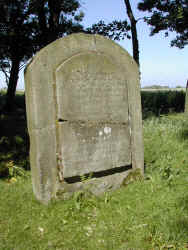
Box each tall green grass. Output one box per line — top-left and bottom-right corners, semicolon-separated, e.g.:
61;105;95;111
0;113;188;249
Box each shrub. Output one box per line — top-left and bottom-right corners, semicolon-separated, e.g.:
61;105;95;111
141;90;185;119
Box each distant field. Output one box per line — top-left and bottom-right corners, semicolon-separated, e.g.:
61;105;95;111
142;88;186;92
0;88;186;95
14;88;186;94
0;89;25;95
16;90;25;95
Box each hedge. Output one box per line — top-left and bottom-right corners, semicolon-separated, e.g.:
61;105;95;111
141;90;185;118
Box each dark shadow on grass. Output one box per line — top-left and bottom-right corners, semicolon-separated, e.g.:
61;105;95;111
178;128;188;141
0;109;27;137
175;126;188;144
168;195;188;238
176;194;188;212
174;218;188;233
0;108;30;177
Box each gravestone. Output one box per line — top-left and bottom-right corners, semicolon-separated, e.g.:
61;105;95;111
24;33;144;204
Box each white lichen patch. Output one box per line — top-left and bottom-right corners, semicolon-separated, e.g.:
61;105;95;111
99;131;103;136
104;127;111;135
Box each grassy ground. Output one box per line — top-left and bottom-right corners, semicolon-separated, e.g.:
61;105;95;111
0;113;188;249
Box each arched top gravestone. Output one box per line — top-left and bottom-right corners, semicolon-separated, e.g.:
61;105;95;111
25;33;144;203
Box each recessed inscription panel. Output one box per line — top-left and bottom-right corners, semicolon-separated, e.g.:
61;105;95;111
56;51;131;178
55;52;129;122
58;122;131;178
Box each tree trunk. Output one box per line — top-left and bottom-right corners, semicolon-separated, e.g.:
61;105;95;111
48;0;61;43
38;3;48;47
124;0;140;66
4;57;20;112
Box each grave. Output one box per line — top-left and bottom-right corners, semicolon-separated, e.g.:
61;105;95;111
24;33;144;203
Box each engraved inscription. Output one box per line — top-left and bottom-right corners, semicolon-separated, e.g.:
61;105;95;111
55;52;129;122
59;122;131;177
56;51;131;177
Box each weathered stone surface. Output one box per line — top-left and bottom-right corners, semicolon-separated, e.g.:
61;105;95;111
24;33;144;204
56;170;133;199
55;52;129;122
29;126;58;202
58;122;131;178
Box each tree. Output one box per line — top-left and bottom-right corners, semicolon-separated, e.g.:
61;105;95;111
0;58;10;87
88;1;140;66
28;0;84;49
1;0;143;111
0;0;39;111
0;0;84;111
86;20;131;41
123;0;140;66
138;0;188;48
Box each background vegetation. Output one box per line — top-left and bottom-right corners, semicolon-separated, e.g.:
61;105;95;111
141;90;185;118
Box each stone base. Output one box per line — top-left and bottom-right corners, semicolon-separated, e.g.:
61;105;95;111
55;169;136;199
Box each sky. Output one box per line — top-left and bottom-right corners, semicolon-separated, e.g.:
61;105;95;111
1;0;187;89
80;0;188;88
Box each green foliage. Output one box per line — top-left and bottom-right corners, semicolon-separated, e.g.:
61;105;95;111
141;90;185;118
0;0;85;111
0;134;30;179
143;85;169;89
138;0;188;48
144;113;188;173
86;20;131;41
0;0;84;60
0;0;38;62
122;169;143;186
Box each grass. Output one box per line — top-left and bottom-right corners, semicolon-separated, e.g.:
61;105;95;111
0;113;188;249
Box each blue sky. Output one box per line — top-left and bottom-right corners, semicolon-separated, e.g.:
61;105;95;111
1;0;187;89
81;0;188;88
